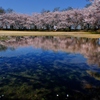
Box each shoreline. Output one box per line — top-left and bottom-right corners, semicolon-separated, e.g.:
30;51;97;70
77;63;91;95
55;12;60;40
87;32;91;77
0;31;100;38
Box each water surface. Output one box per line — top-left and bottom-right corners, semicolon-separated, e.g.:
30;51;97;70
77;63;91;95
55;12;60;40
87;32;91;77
0;36;100;100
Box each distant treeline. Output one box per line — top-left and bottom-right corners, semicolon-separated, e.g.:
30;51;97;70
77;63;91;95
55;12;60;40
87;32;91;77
0;0;100;32
0;7;13;14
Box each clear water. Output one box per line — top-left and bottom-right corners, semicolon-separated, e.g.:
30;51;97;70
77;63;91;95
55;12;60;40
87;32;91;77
0;36;100;100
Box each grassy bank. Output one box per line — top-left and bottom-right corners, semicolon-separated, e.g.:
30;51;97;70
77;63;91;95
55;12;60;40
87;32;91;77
0;31;100;38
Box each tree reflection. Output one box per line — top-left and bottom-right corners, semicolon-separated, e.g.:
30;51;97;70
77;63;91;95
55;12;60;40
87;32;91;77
0;44;7;51
0;36;99;67
87;70;100;81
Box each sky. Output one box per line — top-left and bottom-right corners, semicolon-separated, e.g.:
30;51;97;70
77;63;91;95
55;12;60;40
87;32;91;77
0;0;90;14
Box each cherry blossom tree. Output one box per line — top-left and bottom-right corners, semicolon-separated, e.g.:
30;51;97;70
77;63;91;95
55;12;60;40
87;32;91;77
0;0;100;31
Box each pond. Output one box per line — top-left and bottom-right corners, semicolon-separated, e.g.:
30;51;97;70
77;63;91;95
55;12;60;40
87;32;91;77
0;36;100;100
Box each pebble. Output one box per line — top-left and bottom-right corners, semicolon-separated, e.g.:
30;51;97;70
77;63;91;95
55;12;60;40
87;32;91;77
2;94;4;97
67;94;69;97
56;94;59;97
3;77;5;79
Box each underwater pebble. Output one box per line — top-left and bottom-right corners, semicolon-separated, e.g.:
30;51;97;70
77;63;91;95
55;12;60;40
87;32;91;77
3;77;5;79
56;94;59;97
2;94;4;97
67;94;69;97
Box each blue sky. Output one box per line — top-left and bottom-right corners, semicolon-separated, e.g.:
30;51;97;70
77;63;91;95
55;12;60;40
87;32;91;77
0;0;89;14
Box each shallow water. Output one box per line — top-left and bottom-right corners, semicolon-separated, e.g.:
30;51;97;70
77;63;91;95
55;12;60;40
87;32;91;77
0;36;100;100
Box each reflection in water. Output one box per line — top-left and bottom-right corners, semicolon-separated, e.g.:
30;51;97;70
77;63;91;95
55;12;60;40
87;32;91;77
1;36;100;67
87;70;100;81
0;36;100;100
0;44;7;51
